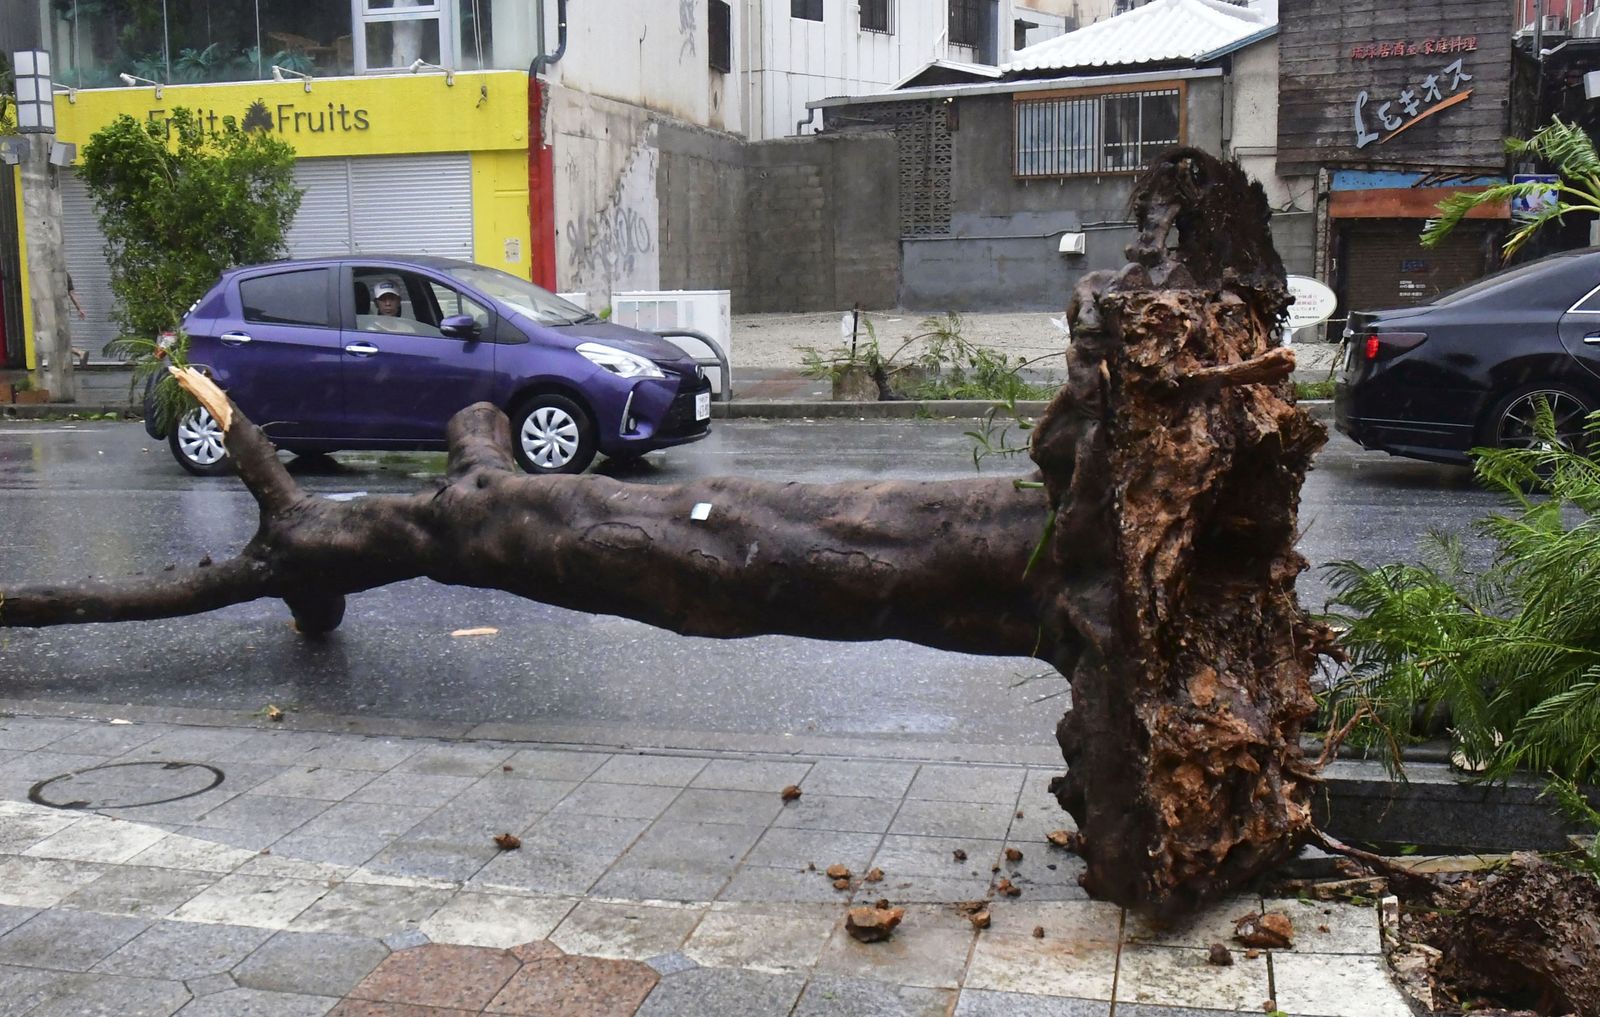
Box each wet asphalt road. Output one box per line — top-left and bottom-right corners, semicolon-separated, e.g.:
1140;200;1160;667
0;418;1502;748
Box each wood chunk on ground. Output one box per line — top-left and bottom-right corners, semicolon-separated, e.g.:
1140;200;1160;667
1234;911;1293;949
1004;847;1023;863
492;833;521;851
825;864;851;879
1207;942;1234;966
969;909;991;929
864;867;884;883
996;878;1021;898
780;784;802;801
846;904;906;942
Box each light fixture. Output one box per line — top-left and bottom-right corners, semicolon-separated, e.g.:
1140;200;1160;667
271;65;313;92
12;50;55;133
117;72;164;99
51;83;77;104
408;57;455;86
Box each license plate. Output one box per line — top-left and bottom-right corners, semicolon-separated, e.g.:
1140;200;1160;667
694;391;711;421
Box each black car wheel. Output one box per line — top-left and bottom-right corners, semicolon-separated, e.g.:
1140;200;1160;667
509;394;597;475
1488;383;1598;454
168;406;234;476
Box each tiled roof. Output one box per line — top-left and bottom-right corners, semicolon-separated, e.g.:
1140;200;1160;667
1003;0;1274;73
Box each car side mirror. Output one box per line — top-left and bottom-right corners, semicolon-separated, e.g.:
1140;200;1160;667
440;314;481;341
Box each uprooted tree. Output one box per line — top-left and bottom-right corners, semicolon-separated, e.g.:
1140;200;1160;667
1;150;1331;920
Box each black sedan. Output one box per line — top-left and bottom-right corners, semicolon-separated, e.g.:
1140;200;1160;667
1335;247;1600;465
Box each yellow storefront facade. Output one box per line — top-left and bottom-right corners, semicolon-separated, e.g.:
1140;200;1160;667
13;70;530;367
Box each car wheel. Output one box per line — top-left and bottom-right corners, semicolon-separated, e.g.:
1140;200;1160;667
168;406;233;476
509;394;596;475
1487;383;1598;455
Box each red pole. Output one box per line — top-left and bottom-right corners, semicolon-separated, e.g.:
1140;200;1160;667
528;74;557;290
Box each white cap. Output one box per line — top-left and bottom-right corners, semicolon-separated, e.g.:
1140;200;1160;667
372;280;401;300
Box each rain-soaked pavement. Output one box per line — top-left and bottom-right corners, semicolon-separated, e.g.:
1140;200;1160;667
0;418;1503;748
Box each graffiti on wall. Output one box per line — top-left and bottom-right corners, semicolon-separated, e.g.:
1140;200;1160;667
560;133;660;304
679;0;697;62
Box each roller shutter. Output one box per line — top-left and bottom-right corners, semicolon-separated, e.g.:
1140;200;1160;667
59;172;117;355
1340;219;1495;313
284;158;355;258
287;153;473;260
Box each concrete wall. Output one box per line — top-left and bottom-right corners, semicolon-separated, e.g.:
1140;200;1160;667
655;121;750;300
743;133;900;312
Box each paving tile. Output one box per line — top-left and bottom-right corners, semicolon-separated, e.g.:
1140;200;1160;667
589;866;734;901
1125;896;1262;950
0;752;112;800
1114;944;1270;1011
236;853;357;883
1113;1006;1249;1017
998;849;1089;901
954;989;1110;1016
186;972;238;996
227;731;340;766
617;819;764;871
856;874;997;903
45;724;170;757
452;776;581;818
550;900;706;959
127;727;272;760
793;974;956;1017
350;943;520;1010
190;794;333;844
0;908;151;971
984;900;1122;941
392;744;516;778
632;966;804;1017
20;971;193;1017
173;987;338;1016
94;920;274;979
589;754;708;787
744;827;883;871
247;767;381;802
0;963;65;1017
966;929;1119;999
59;864;216;918
291;802;438;843
1274;898;1382;954
870;834;1006;878
0;906;36;939
169;874;331;929
660;788;787;828
889;799;1017;840
327;1002;476;1017
0;855;110;907
0;808;80;853
267;832;393;869
22;814;170;864
418;892;574;949
233;930;391;998
500;749;613;782
346;772;477;809
299;739;424;773
816;904;976;989
717;865;861;904
1269;953;1416;1017
287;882;456;938
771;793;902;834
545;780;681;820
485;953;659;1016
98;789;243;826
683;904;836;973
362;842;496;884
125;832;257;873
0;719;88;751
645;951;697;976
688;759;815;793
798;760;918;799
471;813;650;896
906;765;1026;804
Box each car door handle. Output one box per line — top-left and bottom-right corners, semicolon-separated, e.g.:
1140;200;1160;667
219;331;253;346
344;342;380;356
1585;333;1600;345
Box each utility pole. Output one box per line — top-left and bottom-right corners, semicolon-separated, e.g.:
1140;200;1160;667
12;49;76;402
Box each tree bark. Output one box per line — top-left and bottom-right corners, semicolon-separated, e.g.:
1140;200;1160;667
0;150;1334;920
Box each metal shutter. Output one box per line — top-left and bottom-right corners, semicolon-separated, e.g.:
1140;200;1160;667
1341;219;1494;312
59;171;117;355
285;158;355;258
349;153;473;259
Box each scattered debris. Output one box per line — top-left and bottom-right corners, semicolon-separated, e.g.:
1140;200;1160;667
952;849;967;862
968;909;992;930
846;903;905;943
806;862;816;872
1234;912;1294;949
262;705;284;722
502;765;513;772
109;719;132;726
493;833;521;851
450;626;499;637
825;864;851;880
996;878;1021;898
1316;924;1329;934
1244;948;1261;960
1207;943;1234;966
1261;1000;1277;1013
780;784;803;802
1032;926;1045;939
833;879;851;890
1046;829;1082;852
1016;810;1025;819
874;898;891;910
990;864;1000;873
955;900;988;916
1004;848;1023;863
864;867;884;883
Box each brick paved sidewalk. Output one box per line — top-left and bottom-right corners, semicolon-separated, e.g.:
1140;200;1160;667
0;712;1409;1016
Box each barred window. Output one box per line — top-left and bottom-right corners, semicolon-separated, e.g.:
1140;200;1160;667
792;0;823;21
862;0;892;33
950;0;982;46
1013;87;1181;177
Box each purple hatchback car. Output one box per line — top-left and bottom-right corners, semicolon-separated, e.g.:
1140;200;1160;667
145;256;713;476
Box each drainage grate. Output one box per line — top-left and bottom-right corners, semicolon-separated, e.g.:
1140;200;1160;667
29;761;225;811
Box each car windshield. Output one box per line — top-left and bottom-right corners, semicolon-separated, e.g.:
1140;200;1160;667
446;265;596;325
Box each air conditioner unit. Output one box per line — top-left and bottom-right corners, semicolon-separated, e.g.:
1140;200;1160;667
1543;13;1569;33
611;289;733;395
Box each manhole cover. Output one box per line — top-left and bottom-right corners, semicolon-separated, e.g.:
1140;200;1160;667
29;760;225;810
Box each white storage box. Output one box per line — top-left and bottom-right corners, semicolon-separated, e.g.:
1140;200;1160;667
612;289;732;394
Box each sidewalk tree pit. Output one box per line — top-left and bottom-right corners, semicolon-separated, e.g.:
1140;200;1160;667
5;152;1587;1003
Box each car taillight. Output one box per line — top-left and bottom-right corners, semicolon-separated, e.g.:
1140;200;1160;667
1363;331;1428;361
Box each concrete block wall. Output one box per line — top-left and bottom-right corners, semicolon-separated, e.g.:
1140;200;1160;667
655;121;749;302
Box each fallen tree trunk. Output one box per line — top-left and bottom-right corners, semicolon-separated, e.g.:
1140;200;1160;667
0;149;1332;919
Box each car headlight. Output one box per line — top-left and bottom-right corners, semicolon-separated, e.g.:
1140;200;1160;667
576;342;665;380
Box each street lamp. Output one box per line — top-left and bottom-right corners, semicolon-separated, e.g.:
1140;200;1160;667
12;50;55;134
117;72;164;99
271;65;313;92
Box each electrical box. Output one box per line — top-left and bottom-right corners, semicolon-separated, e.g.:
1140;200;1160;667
1058;231;1087;255
611;289;733;394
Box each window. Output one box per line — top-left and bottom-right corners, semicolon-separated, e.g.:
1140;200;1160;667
791;0;823;22
427;281;491;331
354;0;453;74
709;0;733;73
949;0;982;46
861;0;892;33
241;270;333;327
1013;87;1182;177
